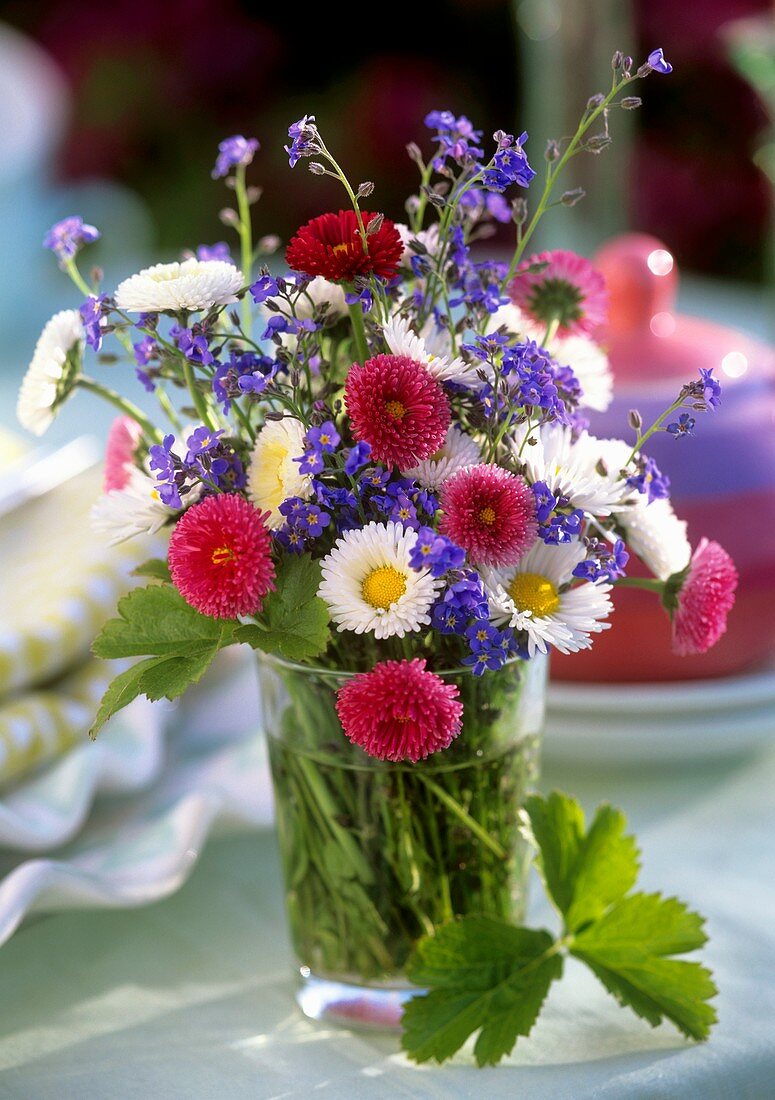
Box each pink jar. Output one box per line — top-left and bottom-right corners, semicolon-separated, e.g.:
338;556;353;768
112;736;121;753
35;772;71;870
552;233;775;682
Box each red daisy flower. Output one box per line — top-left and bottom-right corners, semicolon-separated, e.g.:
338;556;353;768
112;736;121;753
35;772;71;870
508;248;608;337
439;464;537;567
345;354;450;470
285;209;403;283
671;538;737;656
169;494;275;619
104;415;143;492
336;658;463;763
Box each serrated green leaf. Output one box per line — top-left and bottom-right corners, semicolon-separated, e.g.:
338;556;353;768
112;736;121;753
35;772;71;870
89;648;217;736
401;918;562;1066
239;554;330;660
564;804;639;932
92;584;236;659
575;954;717;1041
131;558;172;582
572;891;717;1040
524;793;639;932
522;791;586;915
573;892;708;957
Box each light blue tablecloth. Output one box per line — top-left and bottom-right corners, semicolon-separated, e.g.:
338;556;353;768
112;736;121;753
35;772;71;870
0;686;772;1099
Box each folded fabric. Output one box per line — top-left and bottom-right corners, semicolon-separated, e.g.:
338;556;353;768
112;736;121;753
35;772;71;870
0;659;125;789
0;464;160;699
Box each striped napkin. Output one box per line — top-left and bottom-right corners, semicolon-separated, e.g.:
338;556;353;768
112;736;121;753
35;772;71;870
0;450;162;787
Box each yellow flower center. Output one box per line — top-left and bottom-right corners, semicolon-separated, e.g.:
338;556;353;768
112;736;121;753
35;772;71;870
211;545;234;566
479;506;496;526
332;242;350;256
385;399;407;420
362;566;407;610
508;572;560;617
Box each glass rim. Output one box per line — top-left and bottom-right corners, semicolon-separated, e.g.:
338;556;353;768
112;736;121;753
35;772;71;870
255;649;538;682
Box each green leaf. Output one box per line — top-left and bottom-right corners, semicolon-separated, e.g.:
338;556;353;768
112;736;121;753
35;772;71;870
401;918;562;1066
92;584;236;659
237;554;330;661
524;792;639;932
572;892;717;1040
131;558;172;583
89;649;216;737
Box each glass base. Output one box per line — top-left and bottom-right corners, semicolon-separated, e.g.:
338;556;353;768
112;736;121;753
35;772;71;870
296;969;421;1031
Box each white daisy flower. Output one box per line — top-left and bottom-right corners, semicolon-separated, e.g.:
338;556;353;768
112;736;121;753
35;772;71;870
614;495;691;581
246;417;311;528
17;310;84;436
486;539;613;656
405;424;482;489
516;423;630;517
91;466;171;545
292;276;348;322
114;259;243;313
395;222;441;268
318;521;443;639
383;314;479;388
552;335;613;412
486;302;537;342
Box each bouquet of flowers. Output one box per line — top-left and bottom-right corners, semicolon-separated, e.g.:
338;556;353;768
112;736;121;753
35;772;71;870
18;46;735;1064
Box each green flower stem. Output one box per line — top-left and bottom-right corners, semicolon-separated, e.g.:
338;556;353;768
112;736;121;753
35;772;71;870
411;160;435;233
181;358;218;432
77;376;162;442
63;258;92;298
613;576;665;593
234;164;254;335
625;397;685;465
347;297;369;363
317;142;369;250
503;78;626;287
416;773;509;861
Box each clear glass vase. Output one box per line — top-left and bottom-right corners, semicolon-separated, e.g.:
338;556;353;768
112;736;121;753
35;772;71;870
259;652;547;1030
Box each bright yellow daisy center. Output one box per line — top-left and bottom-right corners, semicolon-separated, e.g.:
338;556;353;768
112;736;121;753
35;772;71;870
332;242;350;256
211;545;234;566
362;566;407;610
508;572;560;617
479;506;496;526
385;399;407;420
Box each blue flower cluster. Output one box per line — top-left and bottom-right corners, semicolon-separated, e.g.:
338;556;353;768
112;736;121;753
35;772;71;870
481;131;535;193
532;481;584;544
212;350;278;413
285;115;319;168
425;111;484;171
296;421;341;475
465;336;582;426
212;135;259;180
149;428;245;508
572;538;629;582
80;294;107;352
626;456;670;504
408;527;465;578
43;216;100;265
276;497;331;553
431;570;517;675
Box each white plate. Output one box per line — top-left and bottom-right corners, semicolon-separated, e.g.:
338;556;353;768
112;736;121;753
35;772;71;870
544;702;775;765
548;668;775;716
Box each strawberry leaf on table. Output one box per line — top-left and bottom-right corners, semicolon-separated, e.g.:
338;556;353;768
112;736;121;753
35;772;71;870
400;791;716;1067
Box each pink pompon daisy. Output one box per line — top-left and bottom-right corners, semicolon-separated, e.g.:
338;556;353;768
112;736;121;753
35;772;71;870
439;464;537;567
508;249;608;337
168;494;275;619
345;354;450;471
671;538;737;656
336;658;463;763
104;415;143;492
